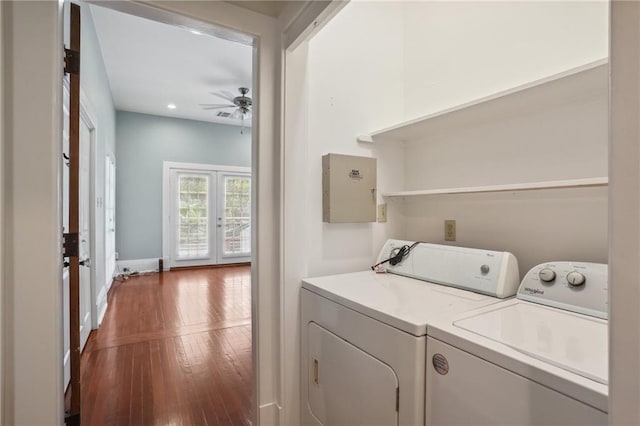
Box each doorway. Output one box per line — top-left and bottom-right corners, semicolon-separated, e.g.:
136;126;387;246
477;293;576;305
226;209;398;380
63;0;258;423
164;162;251;268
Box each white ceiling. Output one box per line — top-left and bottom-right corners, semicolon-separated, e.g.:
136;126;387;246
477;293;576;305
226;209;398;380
89;4;253;126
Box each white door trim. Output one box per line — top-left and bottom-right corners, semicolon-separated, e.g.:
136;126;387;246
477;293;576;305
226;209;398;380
80;85;102;331
162;161;251;268
610;2;640;423
0;3;5;422
104;154;116;293
216;172;251;264
62;77;102;356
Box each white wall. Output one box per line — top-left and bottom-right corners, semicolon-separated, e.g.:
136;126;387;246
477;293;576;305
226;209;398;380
301;0;609;276
402;1;609;119
306;1;406;276
282;43;310;426
2;1;65;423
396;1;609;276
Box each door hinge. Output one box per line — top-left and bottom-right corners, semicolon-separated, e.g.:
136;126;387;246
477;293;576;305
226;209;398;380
64;48;80;75
63;233;79;258
396;387;399;412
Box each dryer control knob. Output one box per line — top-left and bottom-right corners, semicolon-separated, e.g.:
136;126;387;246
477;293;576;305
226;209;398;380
538;268;556;282
480;264;490;274
566;271;586;286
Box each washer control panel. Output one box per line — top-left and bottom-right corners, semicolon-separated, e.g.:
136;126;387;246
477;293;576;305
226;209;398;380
517;261;608;319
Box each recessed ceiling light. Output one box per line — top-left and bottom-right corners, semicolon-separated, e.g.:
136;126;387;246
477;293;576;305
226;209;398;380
167;103;176;109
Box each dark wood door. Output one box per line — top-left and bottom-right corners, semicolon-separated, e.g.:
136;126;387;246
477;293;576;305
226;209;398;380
64;3;82;424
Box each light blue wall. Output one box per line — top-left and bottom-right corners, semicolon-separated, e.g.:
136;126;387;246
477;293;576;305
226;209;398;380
80;4;117;294
115;111;251;260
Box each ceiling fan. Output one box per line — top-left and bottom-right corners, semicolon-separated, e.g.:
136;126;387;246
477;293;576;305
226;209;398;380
200;87;253;131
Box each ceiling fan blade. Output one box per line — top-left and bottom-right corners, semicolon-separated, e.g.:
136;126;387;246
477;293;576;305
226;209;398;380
210;91;235;102
200;103;235;108
220;89;237;100
201;105;235;110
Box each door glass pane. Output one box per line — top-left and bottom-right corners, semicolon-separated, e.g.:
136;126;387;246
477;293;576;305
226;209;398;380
223;175;251;256
178;174;209;258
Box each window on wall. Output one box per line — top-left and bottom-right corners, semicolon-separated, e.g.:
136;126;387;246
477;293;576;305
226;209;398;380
177;173;209;259
221;175;251;257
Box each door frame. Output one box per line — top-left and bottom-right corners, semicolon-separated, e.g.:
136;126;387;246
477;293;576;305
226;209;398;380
66;78;102;330
78;85;102;330
162;161;251;269
104;154;116;293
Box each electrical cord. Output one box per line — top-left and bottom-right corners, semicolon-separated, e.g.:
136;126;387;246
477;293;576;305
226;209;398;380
371;241;423;271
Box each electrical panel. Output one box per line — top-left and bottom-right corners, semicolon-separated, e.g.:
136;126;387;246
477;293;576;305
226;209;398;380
322;154;377;223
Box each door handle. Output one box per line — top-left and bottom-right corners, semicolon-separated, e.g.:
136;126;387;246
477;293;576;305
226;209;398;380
79;258;91;267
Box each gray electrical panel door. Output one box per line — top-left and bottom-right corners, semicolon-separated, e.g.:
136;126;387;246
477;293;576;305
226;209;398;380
322;154;377;223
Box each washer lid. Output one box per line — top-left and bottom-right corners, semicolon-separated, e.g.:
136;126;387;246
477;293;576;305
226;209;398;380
454;301;608;384
303;271;500;336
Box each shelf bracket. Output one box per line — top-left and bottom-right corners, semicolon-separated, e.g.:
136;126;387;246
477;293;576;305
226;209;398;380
356;134;374;144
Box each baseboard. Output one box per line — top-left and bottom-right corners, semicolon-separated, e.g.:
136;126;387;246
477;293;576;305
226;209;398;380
95;285;108;326
116;258;160;274
259;402;281;425
96;300;108;326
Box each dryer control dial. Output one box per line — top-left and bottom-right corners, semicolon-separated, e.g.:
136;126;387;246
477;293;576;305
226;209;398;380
567;271;586;287
538;268;556;282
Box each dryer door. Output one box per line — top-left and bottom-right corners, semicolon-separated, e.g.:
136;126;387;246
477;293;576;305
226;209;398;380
307;322;399;426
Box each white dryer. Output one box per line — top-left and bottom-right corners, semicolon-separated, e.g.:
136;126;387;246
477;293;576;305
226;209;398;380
426;261;608;425
301;239;520;425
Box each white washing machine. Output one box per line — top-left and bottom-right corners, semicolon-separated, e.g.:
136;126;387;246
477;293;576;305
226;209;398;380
426;261;608;425
301;239;520;425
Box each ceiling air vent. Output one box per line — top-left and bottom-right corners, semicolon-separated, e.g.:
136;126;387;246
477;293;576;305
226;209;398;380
216;111;232;118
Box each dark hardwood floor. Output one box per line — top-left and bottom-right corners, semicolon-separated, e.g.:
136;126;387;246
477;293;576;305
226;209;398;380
78;266;253;425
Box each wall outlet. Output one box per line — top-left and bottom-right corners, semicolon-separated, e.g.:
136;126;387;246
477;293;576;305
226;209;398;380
377;203;387;223
444;220;456;241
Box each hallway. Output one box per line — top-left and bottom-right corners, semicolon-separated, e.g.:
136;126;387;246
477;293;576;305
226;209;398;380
78;266;252;425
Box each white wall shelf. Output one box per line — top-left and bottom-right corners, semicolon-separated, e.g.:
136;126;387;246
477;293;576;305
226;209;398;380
382;177;608;198
359;58;608;143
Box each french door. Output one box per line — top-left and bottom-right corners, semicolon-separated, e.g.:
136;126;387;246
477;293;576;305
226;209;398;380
168;166;251;268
